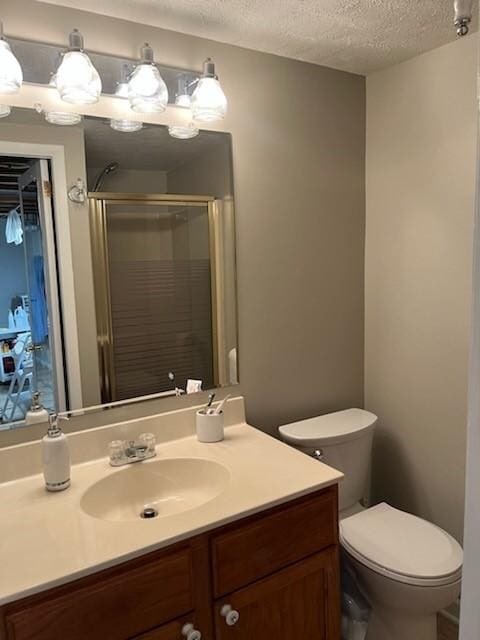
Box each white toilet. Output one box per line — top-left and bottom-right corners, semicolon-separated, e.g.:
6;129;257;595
279;408;463;640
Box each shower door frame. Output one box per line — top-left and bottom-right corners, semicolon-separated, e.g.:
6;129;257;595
88;192;219;403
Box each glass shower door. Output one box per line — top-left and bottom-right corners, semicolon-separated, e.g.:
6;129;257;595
89;195;217;402
105;200;214;400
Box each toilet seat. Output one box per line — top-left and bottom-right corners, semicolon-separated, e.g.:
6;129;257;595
340;503;463;587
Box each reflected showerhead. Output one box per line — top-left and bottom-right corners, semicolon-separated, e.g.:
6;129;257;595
93;161;119;191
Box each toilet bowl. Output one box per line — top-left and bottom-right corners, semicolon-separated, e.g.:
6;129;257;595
340;502;462;640
279;409;463;640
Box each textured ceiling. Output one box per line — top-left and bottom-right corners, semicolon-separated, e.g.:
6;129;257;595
37;0;474;75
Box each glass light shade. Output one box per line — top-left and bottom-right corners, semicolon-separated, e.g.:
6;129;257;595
0;40;22;94
110;119;143;133
168;123;199;139
56;50;102;105
45;111;82;126
0;104;11;118
175;93;191;108
114;82;129;99
128;63;168;113
191;77;227;122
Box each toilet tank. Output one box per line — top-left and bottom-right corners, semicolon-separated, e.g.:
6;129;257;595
279;409;377;513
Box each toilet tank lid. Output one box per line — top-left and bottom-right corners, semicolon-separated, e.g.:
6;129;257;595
279;408;377;446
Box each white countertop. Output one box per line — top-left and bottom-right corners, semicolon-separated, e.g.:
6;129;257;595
0;422;342;606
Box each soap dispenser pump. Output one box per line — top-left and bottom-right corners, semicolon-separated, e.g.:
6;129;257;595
42;414;71;492
25;392;49;425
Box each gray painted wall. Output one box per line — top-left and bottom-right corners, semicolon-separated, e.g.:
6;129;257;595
365;36;477;543
0;0;366;444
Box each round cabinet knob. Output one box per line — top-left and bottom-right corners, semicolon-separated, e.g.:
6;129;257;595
312;449;324;462
220;604;240;626
181;623;202;640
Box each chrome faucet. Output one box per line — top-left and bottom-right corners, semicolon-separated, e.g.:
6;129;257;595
108;433;156;466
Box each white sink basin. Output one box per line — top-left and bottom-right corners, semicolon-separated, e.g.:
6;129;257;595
80;457;230;522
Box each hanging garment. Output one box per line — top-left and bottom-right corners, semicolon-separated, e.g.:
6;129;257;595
5;207;23;245
14;306;30;331
30;255;48;343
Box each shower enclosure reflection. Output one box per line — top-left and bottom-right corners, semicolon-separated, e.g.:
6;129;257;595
84;115;238;405
90;193;236;403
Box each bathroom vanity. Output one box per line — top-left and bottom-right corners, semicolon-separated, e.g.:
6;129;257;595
0;487;339;640
0;398;343;640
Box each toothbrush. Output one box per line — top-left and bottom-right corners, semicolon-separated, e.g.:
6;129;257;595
214;394;230;415
204;393;215;414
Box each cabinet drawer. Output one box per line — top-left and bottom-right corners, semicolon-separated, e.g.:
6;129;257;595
4;547;194;640
133;614;199;640
211;487;337;597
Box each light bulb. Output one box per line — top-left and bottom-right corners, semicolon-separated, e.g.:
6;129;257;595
168;123;199;139
191;58;227;123
0;23;23;95
45;111;82;126
56;29;101;105
128;44;168;113
110;119;143;133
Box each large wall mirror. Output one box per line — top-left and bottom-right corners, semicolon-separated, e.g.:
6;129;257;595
0;107;238;430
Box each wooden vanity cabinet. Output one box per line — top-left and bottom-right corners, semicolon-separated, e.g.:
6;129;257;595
214;549;340;640
0;486;340;640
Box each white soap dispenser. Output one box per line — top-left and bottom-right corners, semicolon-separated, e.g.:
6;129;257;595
25;392;49;425
42;414;71;492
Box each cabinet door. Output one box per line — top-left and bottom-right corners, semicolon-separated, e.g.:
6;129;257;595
214;548;340;640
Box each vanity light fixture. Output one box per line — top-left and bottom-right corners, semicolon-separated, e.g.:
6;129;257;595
168;123;199;139
111;65;143;132
0;104;11;118
454;0;473;36
128;43;168;113
114;64;131;99
191;58;227;122
45;111;82;126
110;119;143;133
174;75;192;108
55;29;102;105
38;79;83;125
0;21;23;94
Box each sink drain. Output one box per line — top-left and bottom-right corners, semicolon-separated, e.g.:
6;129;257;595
140;506;158;519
